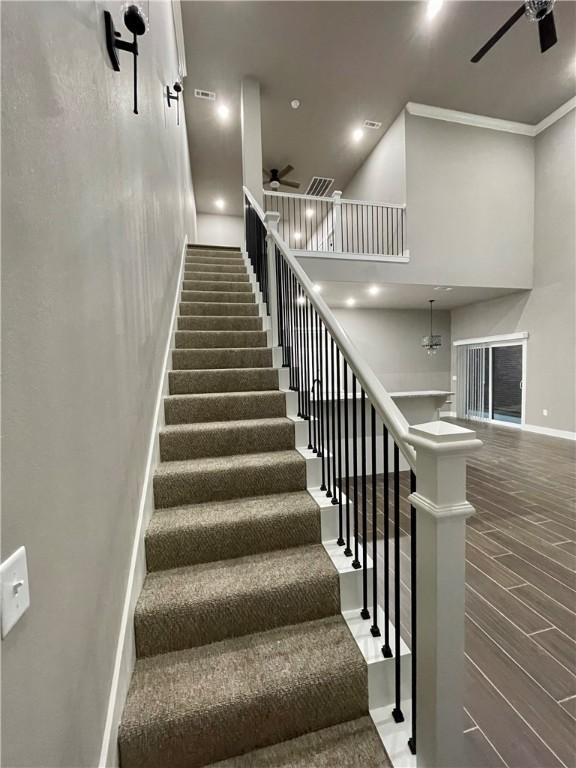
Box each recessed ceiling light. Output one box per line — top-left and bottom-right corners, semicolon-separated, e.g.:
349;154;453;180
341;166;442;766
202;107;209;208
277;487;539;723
345;297;356;307
297;295;306;305
215;198;225;211
367;285;380;296
313;284;322;293
426;0;444;20
294;231;302;242
305;208;314;219
352;128;364;143
434;286;453;292
216;104;230;121
290;99;301;110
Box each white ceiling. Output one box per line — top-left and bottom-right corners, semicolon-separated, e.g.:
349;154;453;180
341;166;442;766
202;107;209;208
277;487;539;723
317;281;525;310
180;1;576;215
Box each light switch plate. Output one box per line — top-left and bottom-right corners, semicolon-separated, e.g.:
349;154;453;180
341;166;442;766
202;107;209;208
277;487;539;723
0;546;30;638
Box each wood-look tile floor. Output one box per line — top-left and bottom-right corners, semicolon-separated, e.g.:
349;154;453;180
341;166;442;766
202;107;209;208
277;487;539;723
345;419;576;768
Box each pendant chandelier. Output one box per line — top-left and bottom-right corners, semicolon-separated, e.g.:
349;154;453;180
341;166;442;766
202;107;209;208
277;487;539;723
422;299;442;355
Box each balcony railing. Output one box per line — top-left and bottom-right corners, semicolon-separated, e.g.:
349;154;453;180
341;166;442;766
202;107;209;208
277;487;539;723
244;185;480;768
263;189;407;259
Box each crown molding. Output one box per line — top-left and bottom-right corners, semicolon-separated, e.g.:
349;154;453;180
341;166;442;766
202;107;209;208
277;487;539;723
406;97;575;138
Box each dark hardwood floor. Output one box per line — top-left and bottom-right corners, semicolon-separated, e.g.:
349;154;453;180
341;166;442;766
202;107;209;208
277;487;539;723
349;419;576;767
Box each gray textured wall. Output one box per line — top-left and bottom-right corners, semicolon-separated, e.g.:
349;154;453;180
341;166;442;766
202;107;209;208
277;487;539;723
1;1;196;765
333;307;452;392
451;111;575;433
197;213;244;247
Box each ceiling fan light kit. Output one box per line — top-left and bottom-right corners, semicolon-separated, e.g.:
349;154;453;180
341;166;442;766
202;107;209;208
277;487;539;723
263;165;301;190
471;0;558;63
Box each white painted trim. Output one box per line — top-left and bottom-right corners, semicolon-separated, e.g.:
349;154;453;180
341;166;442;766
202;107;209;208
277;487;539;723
295;250;410;264
523;423;576;441
453;331;528;347
406;97;576;138
406;101;534;136
534;97;576;135
98;235;188;768
264;188;405;209
171;0;187;79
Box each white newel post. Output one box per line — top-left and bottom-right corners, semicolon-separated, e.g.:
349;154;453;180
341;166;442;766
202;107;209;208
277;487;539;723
332;190;343;252
264;211;280;347
405;421;482;768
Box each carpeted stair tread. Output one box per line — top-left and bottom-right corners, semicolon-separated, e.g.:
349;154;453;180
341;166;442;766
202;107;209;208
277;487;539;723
179;301;259;317
181;290;255;304
183;280;253;293
185;263;247;275
177;316;263;331
134;544;339;657
118;615;368;768
153;450;306;508
183;271;249;283
168;367;278;394
174;329;267;349
172;347;272;369
145;491;321;571
211;717;391;768
164;390;286;425
159;417;295;461
186;254;244;264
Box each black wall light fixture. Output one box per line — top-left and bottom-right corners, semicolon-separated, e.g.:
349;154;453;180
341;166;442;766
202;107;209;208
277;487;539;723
104;3;149;114
166;82;182;124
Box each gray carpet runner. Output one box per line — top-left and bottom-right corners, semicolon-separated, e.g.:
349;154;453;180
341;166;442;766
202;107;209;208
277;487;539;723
118;244;391;768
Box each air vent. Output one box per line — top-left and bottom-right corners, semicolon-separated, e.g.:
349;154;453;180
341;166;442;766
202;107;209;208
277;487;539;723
194;89;216;101
305;177;335;197
363;119;382;130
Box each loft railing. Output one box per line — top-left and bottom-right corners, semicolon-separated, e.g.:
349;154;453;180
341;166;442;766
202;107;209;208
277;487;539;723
263;189;407;259
244;186;481;768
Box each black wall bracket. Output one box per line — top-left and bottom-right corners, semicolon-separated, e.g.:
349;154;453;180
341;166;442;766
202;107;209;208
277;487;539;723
166;82;182;124
104;10;140;114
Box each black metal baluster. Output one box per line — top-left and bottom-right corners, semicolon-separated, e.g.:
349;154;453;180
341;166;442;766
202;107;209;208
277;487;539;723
392;441;404;723
296;280;304;416
382;425;392;656
306;302;313;449
352;375;360;569
318;316;326;489
361;389;370;618
343;360;352;556
371;405;381;637
336;346;344;545
325;327;332;497
331;338;338;506
408;469;417;755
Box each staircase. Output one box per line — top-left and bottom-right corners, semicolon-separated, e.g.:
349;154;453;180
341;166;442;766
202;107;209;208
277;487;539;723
117;245;391;768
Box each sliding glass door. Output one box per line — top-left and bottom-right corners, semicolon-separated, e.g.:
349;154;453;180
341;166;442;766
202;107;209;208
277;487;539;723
456;339;525;426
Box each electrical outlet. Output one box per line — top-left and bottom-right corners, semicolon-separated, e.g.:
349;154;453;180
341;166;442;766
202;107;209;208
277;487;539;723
542;409;548;417
0;547;30;638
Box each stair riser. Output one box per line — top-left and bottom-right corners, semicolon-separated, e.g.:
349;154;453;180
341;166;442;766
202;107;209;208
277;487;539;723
153;460;306;508
168;368;278;394
174;330;267;349
145;505;321;572
186;256;244;265
181;291;255;304
172;348;273;370
164;393;287;425
176;316;262;331
182;281;253;293
159;422;294;461
134;571;339;658
179;302;259;317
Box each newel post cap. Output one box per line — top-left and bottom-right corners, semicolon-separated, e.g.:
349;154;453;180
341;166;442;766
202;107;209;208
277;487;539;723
406;420;483;455
264;211;280;230
332;190;343;200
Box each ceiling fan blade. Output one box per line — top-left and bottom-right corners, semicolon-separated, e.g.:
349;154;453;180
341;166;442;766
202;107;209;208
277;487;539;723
281;179;301;189
471;4;525;62
278;164;294;179
538;11;557;52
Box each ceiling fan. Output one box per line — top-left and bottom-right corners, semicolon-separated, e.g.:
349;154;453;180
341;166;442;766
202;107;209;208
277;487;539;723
471;0;558;63
263;165;301;190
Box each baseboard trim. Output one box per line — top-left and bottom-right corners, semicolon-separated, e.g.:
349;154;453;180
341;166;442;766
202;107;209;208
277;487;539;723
523;423;576;441
98;234;188;768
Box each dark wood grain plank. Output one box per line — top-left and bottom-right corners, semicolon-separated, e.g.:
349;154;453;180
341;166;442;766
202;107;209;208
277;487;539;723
530;628;576;677
467;527;511;557
466;542;527;589
498;554;576;614
486;530;576;587
509;583;576;639
463;726;507;768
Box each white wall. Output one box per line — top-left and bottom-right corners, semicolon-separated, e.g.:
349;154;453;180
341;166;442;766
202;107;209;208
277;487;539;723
333;307;452;392
1;2;195;766
343;110;406;204
197;213;244;247
451;111;576;434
